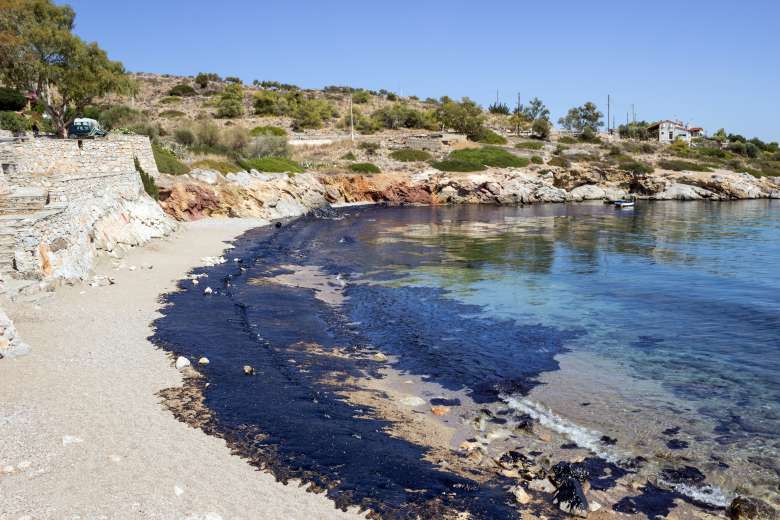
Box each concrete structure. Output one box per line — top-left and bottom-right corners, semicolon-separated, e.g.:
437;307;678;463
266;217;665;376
0;133;174;292
648;120;702;144
406;133;468;151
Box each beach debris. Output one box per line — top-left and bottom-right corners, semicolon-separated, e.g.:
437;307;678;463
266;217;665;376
200;256;226;266
430;405;450;416
128;265;137;271
372;352;388;362
727;496;778;520
551;461;590;486
109;454;122;463
589;501;602;512
399;396;426;407
198;357;210;365
89;275;116;287
192;279;199;285
1;465;15;474
175;356;191;370
174;485;184;496
511;485;531;505
142;264;153;270
243;365;255;375
528;477;556;493
62;435;83;446
203;286;213;295
553;477;589;517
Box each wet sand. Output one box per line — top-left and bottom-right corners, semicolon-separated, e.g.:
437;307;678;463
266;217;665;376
0;218;365;520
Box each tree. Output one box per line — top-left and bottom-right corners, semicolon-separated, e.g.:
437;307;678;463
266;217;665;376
0;87;27;111
558;102;603;132
712;128;727;142
0;0;133;137
434;97;485;140
532;118;551;139
488;101;510;115
520;97;550;121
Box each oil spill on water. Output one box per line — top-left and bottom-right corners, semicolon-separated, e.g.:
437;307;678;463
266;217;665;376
151;206;723;518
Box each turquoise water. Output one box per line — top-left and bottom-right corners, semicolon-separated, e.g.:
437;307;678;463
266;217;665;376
366;200;780;503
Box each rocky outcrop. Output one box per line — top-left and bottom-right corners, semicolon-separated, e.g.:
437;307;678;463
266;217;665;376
0;307;29;358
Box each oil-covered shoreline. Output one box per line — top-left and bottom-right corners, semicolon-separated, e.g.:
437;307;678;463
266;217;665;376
150;204;775;519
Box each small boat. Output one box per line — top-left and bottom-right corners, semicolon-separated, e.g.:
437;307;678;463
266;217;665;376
613;199;635;208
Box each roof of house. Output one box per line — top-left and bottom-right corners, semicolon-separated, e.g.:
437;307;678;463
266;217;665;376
647;120;690;131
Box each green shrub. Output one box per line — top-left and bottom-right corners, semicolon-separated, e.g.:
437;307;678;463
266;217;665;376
531;155;543;164
657;159;711;172
250;125;287;137
168;84;197;97
488;101;510;115
134;157;159;200
0;111;28;133
532;117;552;139
390;149;432;162
341;151;357;160
173;127;196;146
558;136;577;144
431;159;486;172
292;98;338;130
352;90;370;103
0;87;27;111
195;72;220;88
194;120;221;147
386;92;398;101
159;110;186;118
190;159;242;174
371;104;436;130
159;96;181;104
449;146;528;168
152;143;190;175
97;105;145;130
476;128;508;145
358;141;380;154
216;84;244;118
695;146;727;159
349;162;381;173
245;135;289;158
548;156;570;167
618;159;654;175
339;109;381;134
434;98;485;139
515;141;544;150
239;157;303;173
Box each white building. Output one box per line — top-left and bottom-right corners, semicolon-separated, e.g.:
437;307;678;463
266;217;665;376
648;120;703;144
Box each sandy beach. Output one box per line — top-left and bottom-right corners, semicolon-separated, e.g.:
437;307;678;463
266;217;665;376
0;219;365;520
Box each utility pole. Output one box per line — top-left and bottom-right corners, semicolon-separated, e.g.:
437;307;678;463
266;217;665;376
349;93;355;142
607;95;611;133
632;104;636;123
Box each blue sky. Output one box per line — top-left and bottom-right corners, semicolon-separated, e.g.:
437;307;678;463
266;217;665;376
65;0;779;141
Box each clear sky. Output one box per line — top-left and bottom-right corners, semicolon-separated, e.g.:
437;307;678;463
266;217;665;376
64;0;779;141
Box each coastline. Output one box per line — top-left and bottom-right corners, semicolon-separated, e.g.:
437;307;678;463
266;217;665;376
0;218;365;520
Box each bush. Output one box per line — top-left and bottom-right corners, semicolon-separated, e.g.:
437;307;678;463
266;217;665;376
548;156;570;167
579;126;600;142
159;109;186;118
0;111;28;133
618;159;654;175
245;135;289;158
532;118;552;139
431;159;486;172
358;141;380;155
292;98;338;130
349;162;381;173
488;101;510;115
168;84;197;97
670;138;689;154
696;146;728;159
194;120;221;147
216;84;244;118
173;127;196;146
531;155;543;164
339;109;381;134
476;128;508;145
657;159;711;172
558;136;577;144
434;98;485;140
159;96;181;104
386;92;398;101
152;143;190;175
250;125;287;137
341;151;356;160
352;90;370;104
135;157;159;200
195;72;220;88
390;149;432;162
0;87;27;111
222;126;250;151
190;159;242;174
239;156;303;173
98;105;145;130
449;146;529;168
515;141;544;150
372;104;436;130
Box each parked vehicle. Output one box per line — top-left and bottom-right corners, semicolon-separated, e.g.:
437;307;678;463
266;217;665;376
67;118;107;138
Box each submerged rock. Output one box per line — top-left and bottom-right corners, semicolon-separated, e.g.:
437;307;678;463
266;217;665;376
727;497;778;520
553;477;589;517
175;356;191;370
243;365;255;375
198;357;210;365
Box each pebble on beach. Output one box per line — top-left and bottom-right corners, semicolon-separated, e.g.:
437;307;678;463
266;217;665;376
512;485;531;505
175;356;191;370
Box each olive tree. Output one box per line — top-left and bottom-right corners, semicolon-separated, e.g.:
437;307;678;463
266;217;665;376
0;0;132;136
558;102;604;133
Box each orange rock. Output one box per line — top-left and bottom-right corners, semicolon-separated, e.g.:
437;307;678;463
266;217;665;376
430;405;450;416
